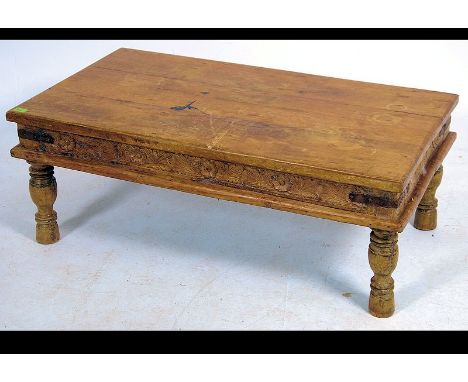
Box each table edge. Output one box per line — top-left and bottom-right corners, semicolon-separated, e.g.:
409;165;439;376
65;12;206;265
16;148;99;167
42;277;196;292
6;109;449;193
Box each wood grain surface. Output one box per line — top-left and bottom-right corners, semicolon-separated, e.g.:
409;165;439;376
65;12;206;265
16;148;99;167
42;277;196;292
6;48;459;193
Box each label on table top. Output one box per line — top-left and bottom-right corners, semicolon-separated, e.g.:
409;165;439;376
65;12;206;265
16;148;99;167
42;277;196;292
13;107;28;113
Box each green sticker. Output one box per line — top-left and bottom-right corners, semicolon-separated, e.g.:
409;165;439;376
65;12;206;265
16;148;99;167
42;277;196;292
13;107;28;113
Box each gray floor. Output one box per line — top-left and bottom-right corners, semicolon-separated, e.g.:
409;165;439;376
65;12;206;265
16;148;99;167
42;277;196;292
1;40;467;330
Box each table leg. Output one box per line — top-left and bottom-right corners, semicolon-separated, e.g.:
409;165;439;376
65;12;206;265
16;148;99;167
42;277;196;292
414;165;443;231
28;162;60;244
368;229;399;318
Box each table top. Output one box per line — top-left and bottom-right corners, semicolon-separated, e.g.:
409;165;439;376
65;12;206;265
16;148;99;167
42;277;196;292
6;48;458;192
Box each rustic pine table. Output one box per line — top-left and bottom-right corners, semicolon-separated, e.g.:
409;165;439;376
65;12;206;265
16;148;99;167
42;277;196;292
6;48;458;318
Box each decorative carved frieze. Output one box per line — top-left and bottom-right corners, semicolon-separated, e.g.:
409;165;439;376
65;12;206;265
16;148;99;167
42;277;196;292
18;127;404;217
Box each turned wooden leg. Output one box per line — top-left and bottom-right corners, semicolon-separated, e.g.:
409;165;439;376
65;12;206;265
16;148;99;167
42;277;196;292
414;165;443;231
28;162;60;244
368;229;398;318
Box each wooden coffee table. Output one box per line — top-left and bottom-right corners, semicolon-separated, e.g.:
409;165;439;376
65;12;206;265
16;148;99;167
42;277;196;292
6;48;458;318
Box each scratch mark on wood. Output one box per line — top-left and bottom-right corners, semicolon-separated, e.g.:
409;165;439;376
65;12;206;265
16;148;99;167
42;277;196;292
208;120;234;149
170;100;197;111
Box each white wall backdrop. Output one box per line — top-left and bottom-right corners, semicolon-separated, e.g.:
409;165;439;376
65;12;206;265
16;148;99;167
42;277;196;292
0;40;467;330
2;40;468;113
